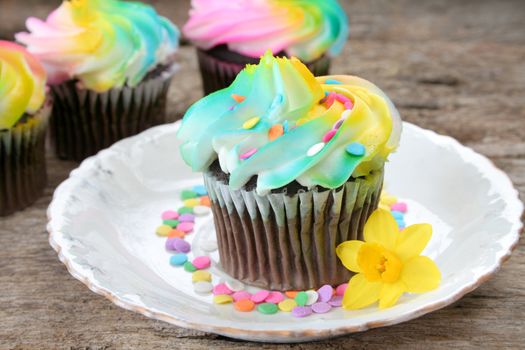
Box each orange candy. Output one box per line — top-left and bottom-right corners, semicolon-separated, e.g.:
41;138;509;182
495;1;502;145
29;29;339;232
231;94;245;103
268;124;284;141
285;290;299;298
234;299;255;312
168;229;185;238
200;196;211;207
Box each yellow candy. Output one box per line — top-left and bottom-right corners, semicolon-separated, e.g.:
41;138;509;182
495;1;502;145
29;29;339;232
192;270;211;283
242;116;260;129
378;203;391;211
380;191;397;206
278;299;297;312
183;198;200;208
213;295;233;305
156;224;172;237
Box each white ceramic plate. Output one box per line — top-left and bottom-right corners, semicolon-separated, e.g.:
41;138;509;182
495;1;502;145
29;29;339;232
47;122;523;343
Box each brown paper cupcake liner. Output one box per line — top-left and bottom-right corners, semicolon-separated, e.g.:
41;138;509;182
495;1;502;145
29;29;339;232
0;100;51;216
197;49;331;95
49;64;176;161
203;168;384;291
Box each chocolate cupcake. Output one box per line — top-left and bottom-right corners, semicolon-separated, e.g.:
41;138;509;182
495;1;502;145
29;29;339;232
183;0;349;95
0;41;51;216
178;53;402;291
16;0;179;161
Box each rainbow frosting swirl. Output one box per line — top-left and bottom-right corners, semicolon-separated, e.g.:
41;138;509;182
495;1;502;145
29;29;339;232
0;41;47;129
183;0;349;62
16;0;179;92
178;52;401;195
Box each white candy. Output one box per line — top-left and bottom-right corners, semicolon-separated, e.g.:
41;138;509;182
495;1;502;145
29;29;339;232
306;142;325;157
200;240;218;252
305;290;319;305
193;281;213;294
224;279;245;292
193;205;211;216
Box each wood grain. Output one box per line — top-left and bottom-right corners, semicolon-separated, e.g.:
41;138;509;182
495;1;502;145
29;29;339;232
1;0;524;349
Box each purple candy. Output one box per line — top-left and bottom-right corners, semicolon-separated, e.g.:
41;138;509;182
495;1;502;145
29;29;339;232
291;306;312;318
328;295;343;307
179;213;195;223
317;284;334;302
311;302;332;314
168;238;191;253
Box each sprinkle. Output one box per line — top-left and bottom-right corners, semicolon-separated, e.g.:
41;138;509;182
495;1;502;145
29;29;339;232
168;229;185;238
311;302;332;314
265;291;284;304
178;207;194;214
285;291;299;298
278;299;297;312
200;240;218;252
225;279;245;292
296;118;308;126
192;256;211;270
155;225;172;237
391;202;408;213
317;285;334;302
192;270;211;283
306;142;325;157
328;295;343;307
335;93;351;104
192;185;207;196
200;196;211;207
183;198;200;208
228;105;235;111
214;294;233;304
181;190;198;200
183;261;197;272
168;237;191;253
322;129;337;143
346;142;366;157
335;283;348;296
176;222;194;233
291;306;312;318
232;291;252;302
242;117;260;129
324;92;337;108
235;299;255;312
161;210;179;220
283;120;289;133
179;213;195;222
213;285;233;298
268;124;284;141
251;290;270;304
257;302;279;315
344;101;354;110
193;205;211;216
169;253;188;266
231;94;245;103
239;148;258;160
305;290;319;306
333;119;344;130
325;79;342;85
341;109;352;120
163;219;179;228
193;281;213;294
294;291;308;306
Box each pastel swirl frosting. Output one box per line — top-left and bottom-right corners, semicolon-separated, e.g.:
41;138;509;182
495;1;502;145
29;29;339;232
16;0;179;92
178;52;401;195
183;0;348;62
0;41;47;129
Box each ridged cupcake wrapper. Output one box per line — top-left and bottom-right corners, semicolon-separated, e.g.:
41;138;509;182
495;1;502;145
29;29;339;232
0;101;51;216
204;169;384;291
197;49;331;95
50;65;176;161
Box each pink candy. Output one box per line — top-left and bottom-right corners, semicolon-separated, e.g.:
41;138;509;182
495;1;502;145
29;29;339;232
344;101;354;110
322;129;337;143
251;290;270;303
239;148;257;160
265;291;284;304
335;283;347;296
391;202;408;213
192;256;211;269
335;93;351;104
213;283;233;295
324;92;336;108
161;210;179;220
232;291;252;302
176;222;194;233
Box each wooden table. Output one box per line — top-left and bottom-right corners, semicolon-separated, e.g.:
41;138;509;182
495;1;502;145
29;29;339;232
1;1;524;348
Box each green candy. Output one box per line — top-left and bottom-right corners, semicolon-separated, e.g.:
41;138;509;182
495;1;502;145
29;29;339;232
257;302;278;315
295;291;308;306
163;219;179;228
183;261;197;272
181;190;198;200
178;207;194;214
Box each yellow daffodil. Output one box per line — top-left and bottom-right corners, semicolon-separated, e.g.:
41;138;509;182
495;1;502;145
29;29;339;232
336;209;441;310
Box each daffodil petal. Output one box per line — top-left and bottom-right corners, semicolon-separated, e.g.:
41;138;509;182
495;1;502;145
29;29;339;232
342;273;381;310
363;209;398;250
379;281;406;309
336;240;363;273
401;256;441;293
395;224;432;261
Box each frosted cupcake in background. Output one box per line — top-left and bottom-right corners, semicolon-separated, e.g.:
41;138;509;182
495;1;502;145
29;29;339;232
178;52;401;290
16;0;179;161
183;0;349;95
0;41;51;216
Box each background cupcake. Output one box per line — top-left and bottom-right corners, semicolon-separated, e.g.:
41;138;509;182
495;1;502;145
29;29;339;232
0;41;51;216
16;0;179;161
178;53;401;290
183;0;349;95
